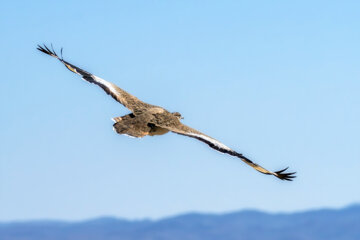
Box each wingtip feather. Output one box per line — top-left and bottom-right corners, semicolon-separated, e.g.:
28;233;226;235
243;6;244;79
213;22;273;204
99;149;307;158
37;43;62;60
274;167;296;181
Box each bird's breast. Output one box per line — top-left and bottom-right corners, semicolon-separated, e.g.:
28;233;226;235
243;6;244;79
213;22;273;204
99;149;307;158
148;126;169;136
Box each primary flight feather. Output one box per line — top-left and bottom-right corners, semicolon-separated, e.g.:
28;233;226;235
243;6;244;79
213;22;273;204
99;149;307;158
37;44;296;181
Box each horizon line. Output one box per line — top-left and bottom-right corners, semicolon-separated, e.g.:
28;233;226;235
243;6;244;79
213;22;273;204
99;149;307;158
2;202;359;224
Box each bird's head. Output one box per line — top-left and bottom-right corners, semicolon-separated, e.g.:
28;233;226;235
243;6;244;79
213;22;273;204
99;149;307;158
172;112;184;120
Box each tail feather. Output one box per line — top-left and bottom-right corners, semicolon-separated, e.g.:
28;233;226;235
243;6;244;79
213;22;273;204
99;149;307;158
111;117;123;123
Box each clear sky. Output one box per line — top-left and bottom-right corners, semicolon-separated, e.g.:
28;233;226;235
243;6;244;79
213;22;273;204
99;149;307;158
1;0;360;221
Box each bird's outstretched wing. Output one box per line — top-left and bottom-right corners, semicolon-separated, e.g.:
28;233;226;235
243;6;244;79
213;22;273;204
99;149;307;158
159;122;296;181
37;44;152;114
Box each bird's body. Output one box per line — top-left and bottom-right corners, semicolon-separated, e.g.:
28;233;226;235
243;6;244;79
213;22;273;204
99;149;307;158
112;112;172;138
37;44;296;181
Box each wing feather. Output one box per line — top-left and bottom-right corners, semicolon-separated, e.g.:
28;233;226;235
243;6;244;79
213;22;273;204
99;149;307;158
37;44;152;114
161;123;296;181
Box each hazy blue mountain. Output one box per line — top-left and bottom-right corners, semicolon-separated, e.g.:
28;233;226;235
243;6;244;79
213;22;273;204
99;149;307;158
1;204;360;240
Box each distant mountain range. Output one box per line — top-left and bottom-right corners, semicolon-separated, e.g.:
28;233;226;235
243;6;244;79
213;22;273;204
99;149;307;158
1;204;360;240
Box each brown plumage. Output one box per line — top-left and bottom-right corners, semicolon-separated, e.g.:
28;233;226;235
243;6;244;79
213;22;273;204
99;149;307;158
37;44;296;181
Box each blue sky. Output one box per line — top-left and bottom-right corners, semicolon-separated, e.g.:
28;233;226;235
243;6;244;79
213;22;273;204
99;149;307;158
1;0;360;221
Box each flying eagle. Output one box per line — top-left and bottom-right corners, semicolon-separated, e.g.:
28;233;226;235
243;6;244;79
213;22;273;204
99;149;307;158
37;44;296;181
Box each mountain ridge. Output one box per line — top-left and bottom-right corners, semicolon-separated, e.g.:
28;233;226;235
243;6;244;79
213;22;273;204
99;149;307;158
1;204;360;240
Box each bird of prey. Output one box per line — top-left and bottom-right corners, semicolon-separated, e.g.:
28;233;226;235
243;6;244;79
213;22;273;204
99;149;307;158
37;44;296;181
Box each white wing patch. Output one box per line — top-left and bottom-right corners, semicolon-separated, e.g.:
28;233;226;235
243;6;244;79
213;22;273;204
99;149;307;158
186;132;232;151
92;75;118;95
